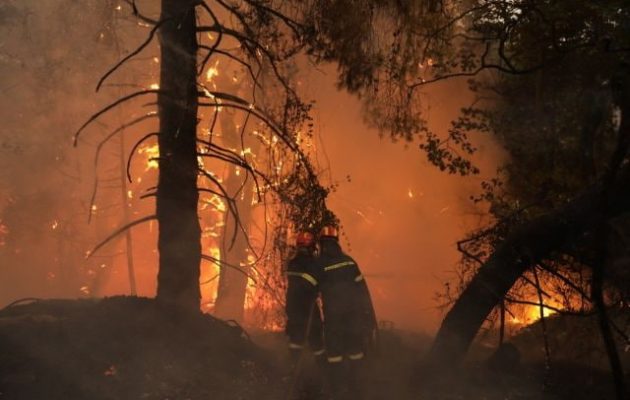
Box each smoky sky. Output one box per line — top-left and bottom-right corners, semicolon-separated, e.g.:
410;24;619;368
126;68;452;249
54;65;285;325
0;1;505;334
305;68;504;332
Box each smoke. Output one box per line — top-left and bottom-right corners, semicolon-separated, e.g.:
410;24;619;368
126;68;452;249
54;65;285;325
0;1;505;334
305;68;504;333
0;0;161;305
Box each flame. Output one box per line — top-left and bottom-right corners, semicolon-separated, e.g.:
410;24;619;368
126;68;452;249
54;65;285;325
526;304;556;321
205;60;220;82
509;301;559;325
202;194;226;213
241;147;254;157
408;189;414;198
202;86;214;99
149;83;159;90
0;221;8;247
138;144;159;171
51;220;59;230
200;245;222;311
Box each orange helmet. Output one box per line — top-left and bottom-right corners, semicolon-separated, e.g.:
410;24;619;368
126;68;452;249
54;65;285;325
320;225;339;239
295;231;315;247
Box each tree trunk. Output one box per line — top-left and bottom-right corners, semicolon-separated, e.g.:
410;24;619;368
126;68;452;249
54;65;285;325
155;0;201;311
592;248;627;400
213;180;253;322
429;162;630;365
213;105;259;322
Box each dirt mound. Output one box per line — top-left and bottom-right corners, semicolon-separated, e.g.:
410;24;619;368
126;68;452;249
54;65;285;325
0;297;274;400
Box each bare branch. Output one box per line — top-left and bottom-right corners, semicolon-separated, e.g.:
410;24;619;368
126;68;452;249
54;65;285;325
122;0;158;25
73;90;160;146
96;19;169;92
86;215;157;259
127;132;158;182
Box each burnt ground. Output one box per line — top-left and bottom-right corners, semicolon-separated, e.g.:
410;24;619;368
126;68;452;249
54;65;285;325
0;297;273;400
0;297;627;400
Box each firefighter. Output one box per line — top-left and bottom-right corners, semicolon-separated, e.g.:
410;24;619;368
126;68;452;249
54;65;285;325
316;225;377;400
284;231;325;398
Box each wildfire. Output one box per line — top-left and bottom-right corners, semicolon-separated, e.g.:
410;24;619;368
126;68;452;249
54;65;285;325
525;304;557;321
205;60;220;82
202;194;227;213
509;302;558;325
138;144;159;171
200;245;222;311
0;221;8;246
244;252;261;311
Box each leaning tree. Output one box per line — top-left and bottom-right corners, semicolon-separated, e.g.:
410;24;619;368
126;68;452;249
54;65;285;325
390;2;630;398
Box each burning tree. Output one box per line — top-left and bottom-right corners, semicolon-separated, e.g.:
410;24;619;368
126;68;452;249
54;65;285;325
0;0;141;301
69;3;630;396
73;0;335;319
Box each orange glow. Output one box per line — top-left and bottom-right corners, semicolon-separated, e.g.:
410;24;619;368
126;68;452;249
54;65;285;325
138;144;159;171
201;194;226;213
509;300;559;326
200;245;221;312
205;60;220;82
0;221;8;246
525;303;557;322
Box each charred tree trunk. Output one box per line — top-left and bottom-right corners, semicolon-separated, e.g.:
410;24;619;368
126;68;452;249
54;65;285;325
429;163;630;365
155;0;201;311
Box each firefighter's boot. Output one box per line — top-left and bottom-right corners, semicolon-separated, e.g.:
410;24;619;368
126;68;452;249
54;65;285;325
325;358;351;400
347;355;366;400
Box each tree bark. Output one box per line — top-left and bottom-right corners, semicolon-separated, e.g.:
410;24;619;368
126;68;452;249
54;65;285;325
429;162;630;365
155;0;201;311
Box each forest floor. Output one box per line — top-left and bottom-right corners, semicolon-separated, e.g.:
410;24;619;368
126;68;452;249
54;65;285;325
0;297;626;400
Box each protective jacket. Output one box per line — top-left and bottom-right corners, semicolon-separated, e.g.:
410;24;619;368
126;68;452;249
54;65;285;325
285;248;324;355
316;238;377;363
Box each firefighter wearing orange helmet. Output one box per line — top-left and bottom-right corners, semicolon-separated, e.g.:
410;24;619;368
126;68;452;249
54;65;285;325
316;225;377;400
284;232;325;378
